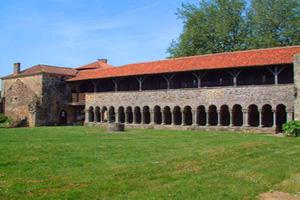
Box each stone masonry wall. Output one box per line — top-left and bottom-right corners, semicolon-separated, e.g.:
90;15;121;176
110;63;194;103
294;54;300;120
86;84;294;112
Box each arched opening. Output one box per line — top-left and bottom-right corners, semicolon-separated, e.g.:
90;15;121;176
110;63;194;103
276;104;287;132
208;105;218;126
248;105;259;127
220;105;230;126
102;107;108;122
126;107;133;124
143;106;151;124
134;107;142;124
118;107;125;123
197;106;206;126
183;106;193;125
232;105;243;126
262;104;273;127
173;106;182;125
154;106;162;124
59;110;67;125
164;106;172;125
108;107;115;123
88;107;94;122
95;107;101;122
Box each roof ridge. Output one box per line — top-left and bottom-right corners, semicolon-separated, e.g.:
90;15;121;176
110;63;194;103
119;45;300;67
34;64;74;70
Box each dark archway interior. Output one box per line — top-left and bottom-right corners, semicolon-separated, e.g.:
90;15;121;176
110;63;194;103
208;105;218;126
220;105;230;126
126;107;133;124
262;105;273;127
154;106;162;124
173;107;182;125
197;106;206;126
276;104;287;132
118;107;125;123
88;107;94;122
164;107;172;125
232;105;243;126
95;107;101;122
143;107;151;124
184;106;193;125
134;107;142;124
109;107;115;123
248;105;259;127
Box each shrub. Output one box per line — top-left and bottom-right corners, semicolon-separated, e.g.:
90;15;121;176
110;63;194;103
0;114;8;123
283;121;300;137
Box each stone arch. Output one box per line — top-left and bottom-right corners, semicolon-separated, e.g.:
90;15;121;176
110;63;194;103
118;107;125;123
183;106;193;125
108;106;115;123
164;106;172;125
248;105;259;127
220;105;230;126
102;106;108;122
276;104;287;132
134;107;142;124
88;106;94;122
154;106;162;124
95;106;101;122
232;104;243;126
197;105;206;126
208;105;218;126
143;106;151;124
126;107;133;124
173;106;182;125
261;104;273;127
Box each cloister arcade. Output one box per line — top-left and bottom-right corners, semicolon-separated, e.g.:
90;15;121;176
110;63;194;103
87;104;292;131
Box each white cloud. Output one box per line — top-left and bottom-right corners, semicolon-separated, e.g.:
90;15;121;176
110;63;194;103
126;2;160;15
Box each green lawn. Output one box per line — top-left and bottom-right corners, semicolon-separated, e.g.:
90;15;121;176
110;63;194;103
0;127;300;200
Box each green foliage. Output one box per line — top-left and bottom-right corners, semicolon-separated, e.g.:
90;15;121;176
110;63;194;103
1;127;300;199
168;0;300;57
0;114;8;123
283;120;300;137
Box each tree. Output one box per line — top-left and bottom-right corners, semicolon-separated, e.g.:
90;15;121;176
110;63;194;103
246;0;300;49
168;0;247;57
168;0;300;58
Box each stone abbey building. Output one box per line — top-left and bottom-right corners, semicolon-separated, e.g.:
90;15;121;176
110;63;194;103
1;46;300;133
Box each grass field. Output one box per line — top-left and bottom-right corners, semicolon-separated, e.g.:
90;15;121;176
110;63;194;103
0;127;300;200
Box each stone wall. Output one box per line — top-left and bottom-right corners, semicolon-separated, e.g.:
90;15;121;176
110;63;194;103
2;73;72;126
294;54;300;120
86;84;294;111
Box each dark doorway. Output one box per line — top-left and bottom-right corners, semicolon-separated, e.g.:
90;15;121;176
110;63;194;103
59;110;67;125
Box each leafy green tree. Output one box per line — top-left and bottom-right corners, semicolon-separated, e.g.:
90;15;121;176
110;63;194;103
246;0;300;49
168;0;247;57
168;0;300;58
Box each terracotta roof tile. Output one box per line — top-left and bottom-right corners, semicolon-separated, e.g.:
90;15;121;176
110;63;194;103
68;46;300;82
2;65;77;79
76;60;113;70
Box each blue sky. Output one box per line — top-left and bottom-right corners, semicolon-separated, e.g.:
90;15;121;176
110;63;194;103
0;0;198;79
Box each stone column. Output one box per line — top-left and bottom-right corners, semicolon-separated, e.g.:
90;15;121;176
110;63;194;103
150;110;155;125
229;109;233;126
294;54;300;120
182;112;186;126
192;109;197;126
242;109;249;127
259;109;263;128
217;109;221;126
133;112;137;124
141;112;145;124
125;112;128;124
94;110;97;123
171;111;175;126
115;112;120;123
162;111;166;125
272;109;276;128
206;109;210;126
85;109;89;124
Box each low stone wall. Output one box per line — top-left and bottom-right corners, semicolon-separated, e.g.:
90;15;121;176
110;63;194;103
86;122;275;134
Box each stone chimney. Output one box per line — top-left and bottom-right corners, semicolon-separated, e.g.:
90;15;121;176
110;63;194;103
13;63;21;75
97;59;108;63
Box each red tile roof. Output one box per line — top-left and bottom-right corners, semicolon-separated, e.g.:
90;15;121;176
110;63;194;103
76;60;113;70
2;64;77;79
68;46;300;82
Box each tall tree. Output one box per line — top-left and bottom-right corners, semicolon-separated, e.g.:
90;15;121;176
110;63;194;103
168;0;247;57
168;0;300;58
246;0;300;49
